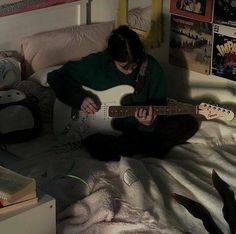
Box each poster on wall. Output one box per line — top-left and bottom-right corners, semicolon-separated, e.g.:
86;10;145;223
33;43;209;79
0;0;81;17
169;15;212;74
169;0;213;22
211;24;236;81
213;0;236;26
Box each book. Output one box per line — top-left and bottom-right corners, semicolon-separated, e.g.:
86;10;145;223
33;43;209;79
211;24;236;81
0;191;37;207
0;166;36;203
170;0;213;22
213;0;236;27
0;197;38;215
169;15;212;74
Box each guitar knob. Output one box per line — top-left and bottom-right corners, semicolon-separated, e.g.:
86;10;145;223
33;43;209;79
61;124;71;135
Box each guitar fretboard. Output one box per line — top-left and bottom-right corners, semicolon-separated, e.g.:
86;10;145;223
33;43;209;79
108;105;198;117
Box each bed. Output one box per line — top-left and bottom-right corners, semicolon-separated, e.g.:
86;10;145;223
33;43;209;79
0;20;236;234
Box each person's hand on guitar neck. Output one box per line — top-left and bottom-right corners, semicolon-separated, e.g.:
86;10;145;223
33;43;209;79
81;97;98;114
81;97;157;126
135;106;157;126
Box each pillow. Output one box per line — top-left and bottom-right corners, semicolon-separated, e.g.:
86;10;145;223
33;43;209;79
28;65;62;87
21;22;114;77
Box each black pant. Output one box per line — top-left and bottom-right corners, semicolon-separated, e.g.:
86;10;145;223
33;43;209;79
82;115;199;161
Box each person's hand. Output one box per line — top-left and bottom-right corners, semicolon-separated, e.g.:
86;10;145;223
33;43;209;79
81;97;98;114
135;106;157;126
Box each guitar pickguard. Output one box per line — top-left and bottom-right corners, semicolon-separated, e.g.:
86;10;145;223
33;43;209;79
53;85;135;143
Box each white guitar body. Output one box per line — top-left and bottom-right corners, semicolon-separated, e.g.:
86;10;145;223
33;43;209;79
53;85;134;143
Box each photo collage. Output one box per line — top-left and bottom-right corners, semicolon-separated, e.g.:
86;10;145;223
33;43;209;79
169;0;236;81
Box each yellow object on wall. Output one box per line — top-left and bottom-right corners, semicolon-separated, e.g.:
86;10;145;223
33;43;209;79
116;0;163;48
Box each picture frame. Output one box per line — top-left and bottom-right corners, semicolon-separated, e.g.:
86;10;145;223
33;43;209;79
169;15;212;75
170;0;213;22
213;0;236;27
211;24;236;81
116;0;163;48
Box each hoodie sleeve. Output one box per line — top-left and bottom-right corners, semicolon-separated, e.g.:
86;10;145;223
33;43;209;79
47;60;88;109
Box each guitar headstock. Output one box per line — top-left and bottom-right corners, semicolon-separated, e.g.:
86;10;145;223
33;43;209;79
198;103;234;121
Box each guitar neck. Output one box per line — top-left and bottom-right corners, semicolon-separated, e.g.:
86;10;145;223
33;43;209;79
109;105;198;117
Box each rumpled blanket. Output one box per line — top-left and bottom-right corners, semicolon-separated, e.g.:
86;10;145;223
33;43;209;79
12;140;236;234
36;157;166;233
5;115;236;234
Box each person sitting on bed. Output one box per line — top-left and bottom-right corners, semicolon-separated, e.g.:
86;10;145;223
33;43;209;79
47;25;199;161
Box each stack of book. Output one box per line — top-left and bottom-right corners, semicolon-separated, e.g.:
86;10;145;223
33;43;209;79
0;166;38;215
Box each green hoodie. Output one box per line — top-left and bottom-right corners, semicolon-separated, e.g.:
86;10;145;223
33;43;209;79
47;51;167;131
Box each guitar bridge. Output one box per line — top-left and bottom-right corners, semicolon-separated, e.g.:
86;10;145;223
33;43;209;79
71;108;79;120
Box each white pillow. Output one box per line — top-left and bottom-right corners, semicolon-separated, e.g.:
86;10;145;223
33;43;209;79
21;22;114;77
28;65;62;87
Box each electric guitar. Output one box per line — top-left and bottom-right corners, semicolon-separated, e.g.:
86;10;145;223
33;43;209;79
53;85;235;143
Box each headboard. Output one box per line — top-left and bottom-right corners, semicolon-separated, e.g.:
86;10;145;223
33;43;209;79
0;0;88;52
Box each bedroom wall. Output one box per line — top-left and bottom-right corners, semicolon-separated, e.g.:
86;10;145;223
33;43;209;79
0;0;88;51
90;0;236;108
0;0;235;108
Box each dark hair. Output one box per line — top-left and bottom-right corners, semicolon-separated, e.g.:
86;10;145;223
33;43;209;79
107;25;144;65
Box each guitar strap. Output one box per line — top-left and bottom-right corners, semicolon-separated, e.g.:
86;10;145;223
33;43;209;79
134;57;148;94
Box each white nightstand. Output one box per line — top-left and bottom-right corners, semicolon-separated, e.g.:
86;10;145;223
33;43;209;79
0;194;56;234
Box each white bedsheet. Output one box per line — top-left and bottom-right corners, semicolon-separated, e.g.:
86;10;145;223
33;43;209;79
4;118;236;234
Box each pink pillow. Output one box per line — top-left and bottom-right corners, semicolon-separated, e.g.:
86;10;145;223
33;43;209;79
21;22;114;77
